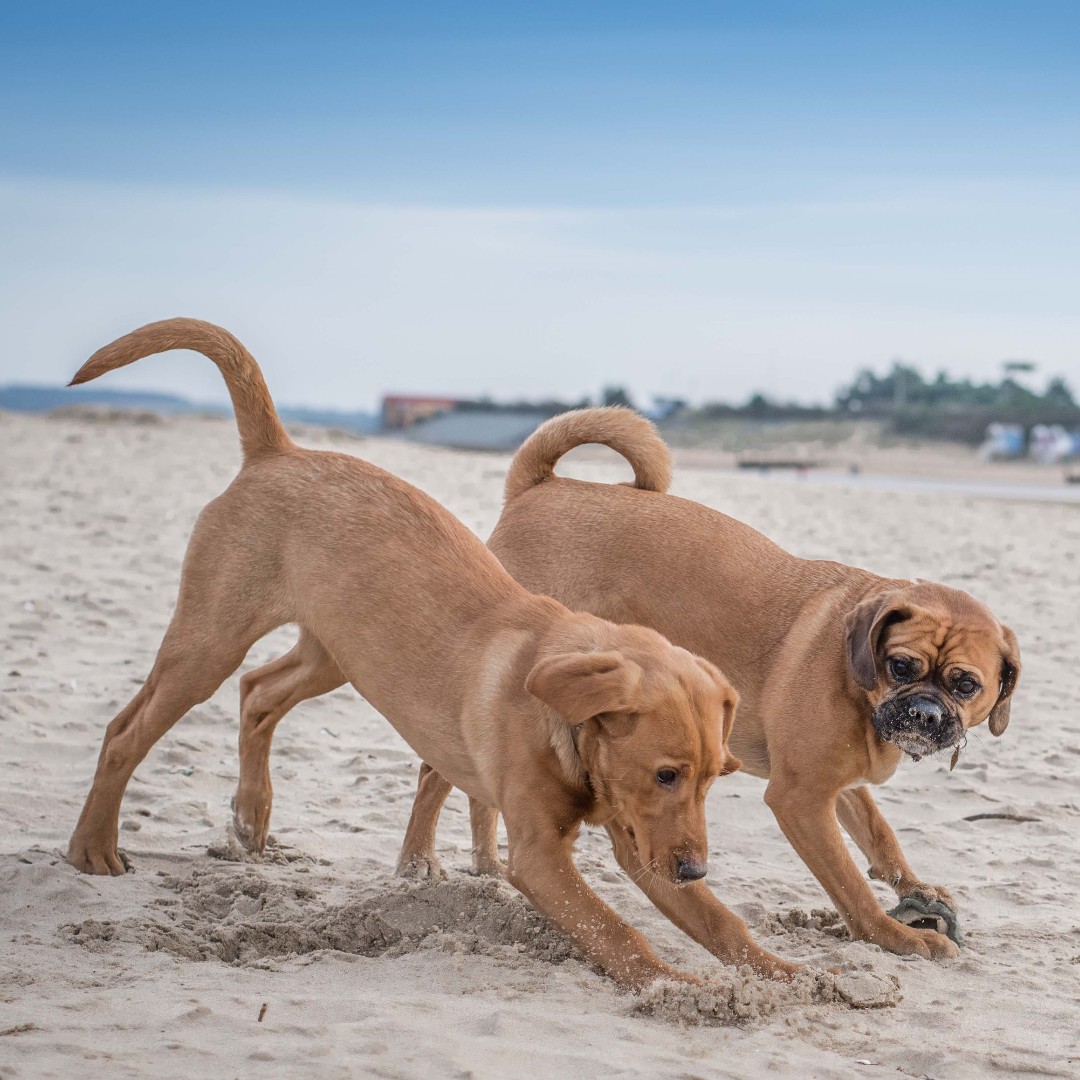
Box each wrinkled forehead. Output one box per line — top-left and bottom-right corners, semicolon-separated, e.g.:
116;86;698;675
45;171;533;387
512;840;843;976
883;607;1002;675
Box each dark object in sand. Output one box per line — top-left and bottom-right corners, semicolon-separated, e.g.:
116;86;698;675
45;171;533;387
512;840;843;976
887;897;963;946
736;457;823;471
963;811;1041;823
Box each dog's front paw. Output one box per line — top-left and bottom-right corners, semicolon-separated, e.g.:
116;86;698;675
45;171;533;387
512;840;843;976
900;882;957;911
396;851;447;881
68;833;132;876
864;915;960;958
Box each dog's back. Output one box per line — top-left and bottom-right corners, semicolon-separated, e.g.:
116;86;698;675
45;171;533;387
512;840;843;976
490;414;821;696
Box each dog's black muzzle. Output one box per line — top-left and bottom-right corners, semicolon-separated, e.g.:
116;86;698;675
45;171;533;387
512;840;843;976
872;691;963;760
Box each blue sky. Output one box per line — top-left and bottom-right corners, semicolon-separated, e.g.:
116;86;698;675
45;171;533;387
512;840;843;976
2;1;1078;408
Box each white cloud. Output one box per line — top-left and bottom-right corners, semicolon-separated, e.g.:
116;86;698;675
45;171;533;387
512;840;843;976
2;176;1077;410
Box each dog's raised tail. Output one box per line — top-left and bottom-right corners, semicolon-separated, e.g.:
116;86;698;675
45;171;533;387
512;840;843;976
504;406;672;502
70;318;291;459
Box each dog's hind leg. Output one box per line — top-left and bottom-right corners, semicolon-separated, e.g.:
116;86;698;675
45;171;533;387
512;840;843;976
233;630;346;853
69;617;273;874
69;639;266;875
68;509;286;876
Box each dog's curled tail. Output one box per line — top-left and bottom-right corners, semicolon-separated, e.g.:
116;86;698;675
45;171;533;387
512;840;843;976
70;318;291;459
504;406;672;502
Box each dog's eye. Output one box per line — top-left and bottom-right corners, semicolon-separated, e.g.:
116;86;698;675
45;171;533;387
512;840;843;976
656;768;678;786
954;676;980;697
889;657;914;680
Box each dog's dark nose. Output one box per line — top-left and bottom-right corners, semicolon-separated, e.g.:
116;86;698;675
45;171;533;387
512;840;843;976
674;856;708;882
905;695;946;726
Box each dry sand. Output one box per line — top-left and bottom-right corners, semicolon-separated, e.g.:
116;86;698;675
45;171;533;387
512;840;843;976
2;409;1078;1079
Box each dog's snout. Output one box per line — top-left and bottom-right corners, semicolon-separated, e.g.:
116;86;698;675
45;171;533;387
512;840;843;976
905;695;946;726
674;856;708;882
874;690;963;758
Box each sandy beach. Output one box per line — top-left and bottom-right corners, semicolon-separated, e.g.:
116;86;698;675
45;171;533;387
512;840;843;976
2;408;1079;1079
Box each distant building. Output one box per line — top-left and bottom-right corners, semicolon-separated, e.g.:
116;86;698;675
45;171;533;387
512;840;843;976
381;395;461;430
399;407;555;452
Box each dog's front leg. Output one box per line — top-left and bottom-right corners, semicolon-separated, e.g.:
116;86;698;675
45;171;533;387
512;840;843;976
468;798;503;877
396;767;503;878
764;777;959;959
504;817;694;990
836;786;956;909
397;764;452;879
604;822;800;978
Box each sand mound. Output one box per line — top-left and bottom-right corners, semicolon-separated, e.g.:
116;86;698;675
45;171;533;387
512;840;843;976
633;968;901;1025
762;906;851;938
61;860;899;1027
63;865;579;967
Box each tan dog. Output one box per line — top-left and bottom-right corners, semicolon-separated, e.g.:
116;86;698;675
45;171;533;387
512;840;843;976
65;322;798;988
397;408;1021;960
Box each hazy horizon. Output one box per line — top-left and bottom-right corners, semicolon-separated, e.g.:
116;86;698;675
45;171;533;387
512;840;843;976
2;2;1078;412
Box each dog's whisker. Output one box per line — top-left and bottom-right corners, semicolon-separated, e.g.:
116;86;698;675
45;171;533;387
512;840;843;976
631;857;661;885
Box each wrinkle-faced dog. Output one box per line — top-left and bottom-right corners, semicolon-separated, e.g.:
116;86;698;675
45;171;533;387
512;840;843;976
397;408;1020;959
65;322;798;988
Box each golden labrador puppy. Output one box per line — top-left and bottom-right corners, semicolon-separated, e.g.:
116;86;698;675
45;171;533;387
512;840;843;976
399;408;1021;960
65;323;797;987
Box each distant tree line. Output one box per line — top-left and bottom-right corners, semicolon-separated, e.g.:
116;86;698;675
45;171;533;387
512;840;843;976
836;363;1075;412
833;363;1078;442
674;362;1079;443
441;364;1079;445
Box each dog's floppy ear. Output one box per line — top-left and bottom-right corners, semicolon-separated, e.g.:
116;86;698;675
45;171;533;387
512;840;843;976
718;688;742;775
526;651;643;728
844;592;913;691
694;656;742;775
988;624;1021;737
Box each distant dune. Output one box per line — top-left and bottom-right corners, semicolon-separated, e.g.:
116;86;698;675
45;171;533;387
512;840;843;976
0;382;378;433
